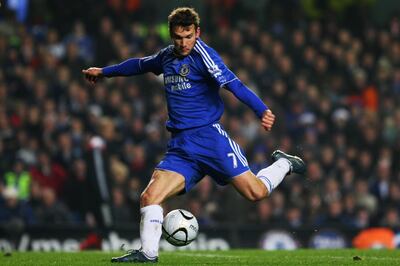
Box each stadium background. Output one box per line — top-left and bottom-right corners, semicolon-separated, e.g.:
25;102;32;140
1;0;400;251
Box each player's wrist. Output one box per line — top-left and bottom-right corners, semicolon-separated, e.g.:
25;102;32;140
100;67;109;77
261;108;269;118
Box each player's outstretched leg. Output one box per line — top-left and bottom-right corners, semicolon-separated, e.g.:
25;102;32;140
255;150;305;195
111;249;158;263
271;150;306;175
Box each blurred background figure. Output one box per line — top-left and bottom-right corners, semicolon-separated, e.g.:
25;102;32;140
0;187;35;250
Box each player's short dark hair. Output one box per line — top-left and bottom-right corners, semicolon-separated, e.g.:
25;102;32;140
168;7;200;34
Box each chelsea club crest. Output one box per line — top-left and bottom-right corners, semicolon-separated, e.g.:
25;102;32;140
179;64;190;76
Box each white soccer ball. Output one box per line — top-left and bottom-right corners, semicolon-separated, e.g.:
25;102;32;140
162;209;199;246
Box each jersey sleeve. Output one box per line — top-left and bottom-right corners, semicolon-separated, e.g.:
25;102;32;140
102;47;166;77
194;39;237;87
138;49;165;75
225;79;268;118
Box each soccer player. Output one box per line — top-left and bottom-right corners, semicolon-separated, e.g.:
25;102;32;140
83;7;306;263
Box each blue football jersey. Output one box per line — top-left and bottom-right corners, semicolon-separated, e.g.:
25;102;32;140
139;38;237;130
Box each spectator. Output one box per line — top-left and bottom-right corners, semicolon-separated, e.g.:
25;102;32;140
252;200;273;226
30;151;67;196
63;159;93;223
112;187;134;227
0;187;35;249
380;207;400;228
314;200;353;228
0;187;35;226
354;179;378;215
126;177;141;222
3;160;31;200
35;187;72;225
285;206;303;228
370;157;392;202
354;207;371;229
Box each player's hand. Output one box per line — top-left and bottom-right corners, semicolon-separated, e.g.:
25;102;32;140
82;67;103;85
261;109;275;131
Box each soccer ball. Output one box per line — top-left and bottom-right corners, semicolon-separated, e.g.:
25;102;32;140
162;209;199;246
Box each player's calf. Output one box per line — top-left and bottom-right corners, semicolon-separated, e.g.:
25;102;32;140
231;171;269;201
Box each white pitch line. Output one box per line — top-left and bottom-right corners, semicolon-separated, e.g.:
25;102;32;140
358;256;400;261
174;253;400;262
174;253;243;258
318;255;400;261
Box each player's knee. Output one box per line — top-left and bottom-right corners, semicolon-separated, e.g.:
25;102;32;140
140;190;158;206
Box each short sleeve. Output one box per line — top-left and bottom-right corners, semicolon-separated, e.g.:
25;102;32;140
194;39;237;87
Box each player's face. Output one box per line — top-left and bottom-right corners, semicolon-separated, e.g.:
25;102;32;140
171;25;200;57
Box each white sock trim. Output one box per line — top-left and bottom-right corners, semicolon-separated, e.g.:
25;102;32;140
256;158;290;194
258;175;273;193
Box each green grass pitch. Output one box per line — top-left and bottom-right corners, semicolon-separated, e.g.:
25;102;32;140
1;249;399;265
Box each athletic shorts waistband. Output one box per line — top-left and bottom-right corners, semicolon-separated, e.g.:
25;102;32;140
168;122;219;137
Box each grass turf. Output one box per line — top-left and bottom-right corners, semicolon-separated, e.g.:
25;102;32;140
1;249;400;265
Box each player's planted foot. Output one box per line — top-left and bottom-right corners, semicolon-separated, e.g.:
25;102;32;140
271;150;306;175
111;249;158;263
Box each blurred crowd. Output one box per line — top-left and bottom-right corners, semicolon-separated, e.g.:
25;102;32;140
1;1;400;233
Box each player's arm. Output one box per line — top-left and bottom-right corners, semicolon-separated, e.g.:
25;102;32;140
194;39;275;131
225;79;275;131
82;58;143;84
82;51;164;84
